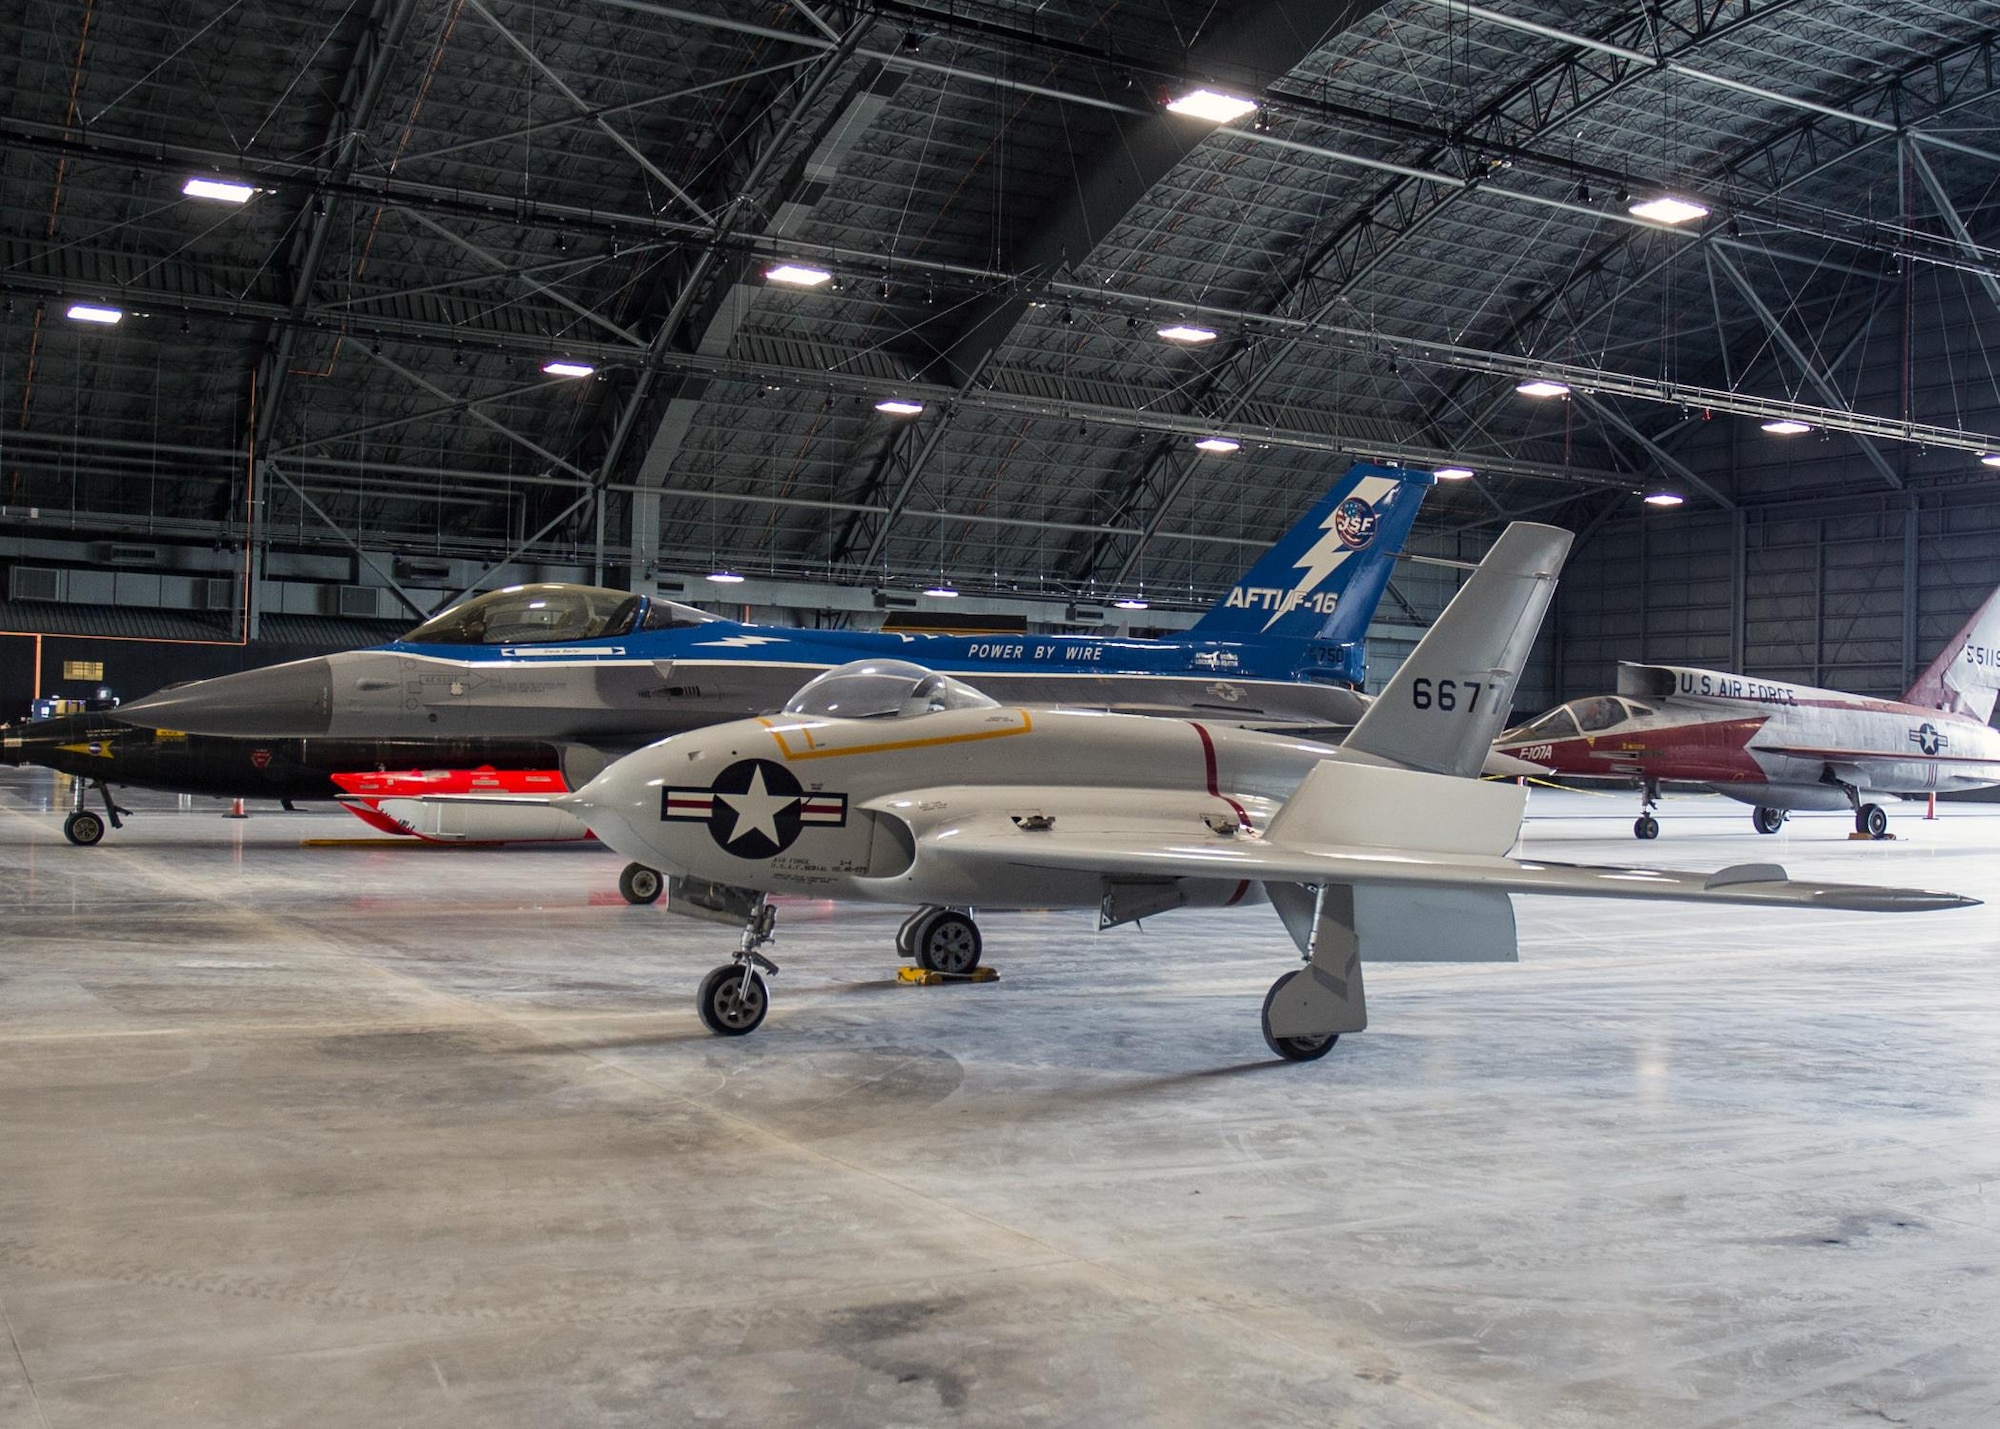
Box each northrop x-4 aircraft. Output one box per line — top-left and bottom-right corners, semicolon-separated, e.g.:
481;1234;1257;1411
115;463;1434;764
1496;579;2000;839
527;521;1973;1061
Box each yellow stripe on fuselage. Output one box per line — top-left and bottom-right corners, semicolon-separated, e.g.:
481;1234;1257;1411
759;710;1034;760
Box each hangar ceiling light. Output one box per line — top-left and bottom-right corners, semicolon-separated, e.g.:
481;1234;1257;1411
1627;195;1709;225
1434;466;1476;480
1982;454;2000;469
1159;324;1217;344
1515;379;1570;398
1761;418;1812;434
923;584;959;599
1114;597;1150;610
542;359;595;378
181;177;256;204
1164;89;1258;124
706;570;746;584
1643;490;1685;507
875;399;925;416
763;263;832;287
1194;436;1240;453
65;303;122;325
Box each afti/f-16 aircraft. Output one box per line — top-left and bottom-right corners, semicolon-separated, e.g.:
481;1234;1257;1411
525;522;1972;1060
1495;580;2000;839
113;463;1435;754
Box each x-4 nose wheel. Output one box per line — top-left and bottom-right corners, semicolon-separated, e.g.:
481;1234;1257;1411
912;909;982;974
618;863;663;905
697;964;769;1035
1858;803;1888;838
62;810;106;846
1633;814;1659;840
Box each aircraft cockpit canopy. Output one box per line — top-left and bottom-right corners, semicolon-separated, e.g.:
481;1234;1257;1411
401;584;719;645
1502;696;1656;743
785;660;998;720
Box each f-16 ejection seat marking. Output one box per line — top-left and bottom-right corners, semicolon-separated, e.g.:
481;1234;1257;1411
757;710;1035;761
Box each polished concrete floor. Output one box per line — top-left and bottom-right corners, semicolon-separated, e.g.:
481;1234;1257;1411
1;770;1997;1427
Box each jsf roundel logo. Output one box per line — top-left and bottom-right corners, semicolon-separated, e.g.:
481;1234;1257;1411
1332;496;1379;550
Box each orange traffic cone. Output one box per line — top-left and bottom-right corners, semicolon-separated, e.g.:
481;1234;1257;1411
226;798;248;819
1926;792;1937;820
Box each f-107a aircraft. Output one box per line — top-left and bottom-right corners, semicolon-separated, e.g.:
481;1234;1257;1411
1495;580;2000;839
114;463;1434;763
532;521;1973;1059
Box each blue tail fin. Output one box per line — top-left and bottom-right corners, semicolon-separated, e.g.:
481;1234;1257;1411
1185;462;1435;682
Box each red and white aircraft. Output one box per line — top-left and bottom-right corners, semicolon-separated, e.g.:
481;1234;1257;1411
332;768;591;843
1496;583;2000;838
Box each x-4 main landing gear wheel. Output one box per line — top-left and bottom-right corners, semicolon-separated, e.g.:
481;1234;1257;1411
1260;970;1341;1062
618;863;663;905
1753;806;1786;835
63;810;106;846
911;909;982;974
1633;814;1660;840
1858;802;1888;838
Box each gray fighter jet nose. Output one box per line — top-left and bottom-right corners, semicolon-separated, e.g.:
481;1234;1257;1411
116;657;335;736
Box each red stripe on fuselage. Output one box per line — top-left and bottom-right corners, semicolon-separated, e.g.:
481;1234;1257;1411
1189;721;1253;830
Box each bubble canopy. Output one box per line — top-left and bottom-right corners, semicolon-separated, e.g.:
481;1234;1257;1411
784;661;998;720
401;584;718;645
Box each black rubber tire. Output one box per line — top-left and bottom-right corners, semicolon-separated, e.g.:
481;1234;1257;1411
914;909;982;974
1633;815;1660;840
1260;970;1341;1062
1860;803;1888;838
1752;806;1785;835
63;810;106;846
696;965;768;1036
618;862;664;905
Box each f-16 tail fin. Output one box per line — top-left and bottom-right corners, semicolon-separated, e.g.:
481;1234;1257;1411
1903;580;2000;723
1336;521;1572;779
1184;462;1434;672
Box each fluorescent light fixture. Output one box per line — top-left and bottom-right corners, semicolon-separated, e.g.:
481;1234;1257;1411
1982;453;2000;469
1760;418;1812;435
1434;466;1476;481
1643;490;1685;507
1628;195;1709;225
1164;89;1258;124
923;584;959;599
1515;378;1570;398
874;399;925;416
1114;597;1150;610
1194;436;1241;453
65;303;122;325
1158;324;1218;344
542;359;595;378
705;570;745;584
181;176;256;204
763;263;832;287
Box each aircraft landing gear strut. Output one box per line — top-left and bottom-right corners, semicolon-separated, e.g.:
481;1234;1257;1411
696;898;778;1036
63;780;128;846
1633;779;1661;840
1825;770;1889;838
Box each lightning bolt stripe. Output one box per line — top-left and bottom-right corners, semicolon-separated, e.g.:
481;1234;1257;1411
1258;475;1401;632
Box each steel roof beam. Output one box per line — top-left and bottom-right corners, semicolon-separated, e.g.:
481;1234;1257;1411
1405;0;2000;171
1709;247;1902;489
1904;137;2000;317
1572;392;1735;510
